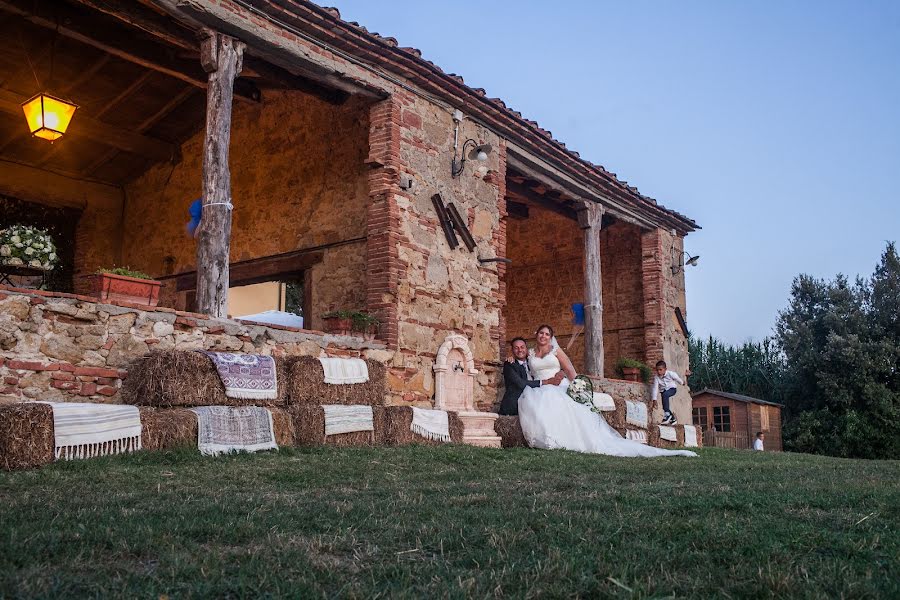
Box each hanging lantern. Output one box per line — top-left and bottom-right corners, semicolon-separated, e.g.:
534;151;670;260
21;93;78;142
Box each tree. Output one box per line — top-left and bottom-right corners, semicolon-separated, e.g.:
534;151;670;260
776;243;900;459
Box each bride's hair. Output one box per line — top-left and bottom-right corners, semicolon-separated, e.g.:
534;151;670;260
535;324;554;337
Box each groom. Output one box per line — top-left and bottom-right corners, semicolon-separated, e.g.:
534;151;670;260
499;337;563;415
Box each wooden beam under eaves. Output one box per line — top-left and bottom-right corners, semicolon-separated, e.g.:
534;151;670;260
0;0;261;104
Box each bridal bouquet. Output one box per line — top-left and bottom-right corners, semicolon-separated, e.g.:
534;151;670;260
0;225;57;271
567;375;594;408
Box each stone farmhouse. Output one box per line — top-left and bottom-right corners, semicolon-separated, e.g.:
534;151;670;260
0;0;698;421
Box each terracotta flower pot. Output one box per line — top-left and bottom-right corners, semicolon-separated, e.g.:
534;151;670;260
621;367;641;382
90;272;161;307
324;317;352;336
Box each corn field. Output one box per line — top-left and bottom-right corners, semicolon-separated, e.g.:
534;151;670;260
688;335;786;404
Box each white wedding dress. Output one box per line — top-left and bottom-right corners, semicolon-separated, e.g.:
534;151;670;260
518;349;697;458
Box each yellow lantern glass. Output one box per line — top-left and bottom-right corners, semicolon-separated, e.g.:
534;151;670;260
21;93;78;142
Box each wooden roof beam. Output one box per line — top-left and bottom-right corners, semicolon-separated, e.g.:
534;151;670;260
0;0;260;104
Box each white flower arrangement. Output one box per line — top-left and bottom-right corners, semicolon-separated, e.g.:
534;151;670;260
0;225;57;271
566;375;597;412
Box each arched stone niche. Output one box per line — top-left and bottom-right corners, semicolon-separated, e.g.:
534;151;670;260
433;333;478;412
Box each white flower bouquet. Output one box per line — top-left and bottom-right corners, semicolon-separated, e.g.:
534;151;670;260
0;225;58;271
566;375;596;410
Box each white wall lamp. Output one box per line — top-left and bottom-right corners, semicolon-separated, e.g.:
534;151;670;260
672;251;700;275
451;109;491;177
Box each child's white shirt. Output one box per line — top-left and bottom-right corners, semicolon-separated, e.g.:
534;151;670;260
754;439;764;451
651;370;684;399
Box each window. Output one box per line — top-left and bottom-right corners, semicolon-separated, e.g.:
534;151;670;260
760;405;769;431
692;407;708;429
713;406;731;432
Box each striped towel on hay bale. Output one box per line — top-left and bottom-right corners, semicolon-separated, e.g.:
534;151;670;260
121;350;290;408
290;405;382;446
39;401;142;460
283;356;386;406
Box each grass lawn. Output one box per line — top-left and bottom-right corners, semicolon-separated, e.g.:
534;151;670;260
1;446;898;599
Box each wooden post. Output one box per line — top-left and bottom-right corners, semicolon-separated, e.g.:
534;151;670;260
195;31;244;318
577;201;605;377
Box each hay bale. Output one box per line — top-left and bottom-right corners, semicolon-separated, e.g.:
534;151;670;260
284;356;386;406
0;403;54;471
287;404;380;447
649;425;681;449
138;406;295;451
374;406;464;446
494;415;528;448
121;350;288;408
139;407;197;451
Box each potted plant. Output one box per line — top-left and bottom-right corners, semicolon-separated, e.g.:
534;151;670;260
90;267;161;307
322;310;353;336
0;225;58;286
350;310;379;341
615;357;652;383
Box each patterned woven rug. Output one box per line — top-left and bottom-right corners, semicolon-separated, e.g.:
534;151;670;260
190;406;277;456
201;351;278;400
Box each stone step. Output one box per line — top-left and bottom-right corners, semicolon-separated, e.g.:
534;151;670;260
463;435;502;448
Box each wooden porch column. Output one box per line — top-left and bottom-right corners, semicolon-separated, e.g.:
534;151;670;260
195;31;244;318
577;201;605;377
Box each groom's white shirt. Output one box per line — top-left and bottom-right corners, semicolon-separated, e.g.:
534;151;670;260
518;359;541;386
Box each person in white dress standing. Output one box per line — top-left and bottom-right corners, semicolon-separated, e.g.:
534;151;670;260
517;324;697;458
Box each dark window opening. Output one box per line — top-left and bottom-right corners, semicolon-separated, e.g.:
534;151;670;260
713;406;731;432
692;407;708;429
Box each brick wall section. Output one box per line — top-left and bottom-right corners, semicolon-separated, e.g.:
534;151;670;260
641;227;691;423
491;141;508;361
365;97;404;350
0;286;391;404
506;208;647;375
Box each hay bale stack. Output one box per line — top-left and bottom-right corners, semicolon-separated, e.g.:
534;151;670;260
374;406;463;446
0;403;54;471
121;350;288;408
283;356;386;406
494;415;528;448
138;406;295;451
648;425;683;449
288;404;381;447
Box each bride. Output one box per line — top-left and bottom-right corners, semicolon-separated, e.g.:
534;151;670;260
517;324;697;458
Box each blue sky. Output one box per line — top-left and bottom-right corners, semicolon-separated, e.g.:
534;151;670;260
331;1;900;343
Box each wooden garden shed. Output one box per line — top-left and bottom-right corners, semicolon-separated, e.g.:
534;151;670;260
691;389;783;451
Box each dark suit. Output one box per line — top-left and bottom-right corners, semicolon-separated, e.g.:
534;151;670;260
499;360;541;416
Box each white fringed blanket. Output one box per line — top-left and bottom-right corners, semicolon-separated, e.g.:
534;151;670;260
190;406;277;456
625;400;648;428
659;425;678;442
201;351;278;400
591;392;616;412
318;357;369;384
39;401;142;461
410;407;450;442
625;429;648;444
683;424;699;448
323;405;374;436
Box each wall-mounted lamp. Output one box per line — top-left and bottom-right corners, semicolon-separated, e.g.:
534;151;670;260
671;251;700;275
451;110;491;177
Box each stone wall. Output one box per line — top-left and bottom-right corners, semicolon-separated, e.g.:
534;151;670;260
368;93;505;409
121;91;372;330
0;287;390;405
504;206;647;376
